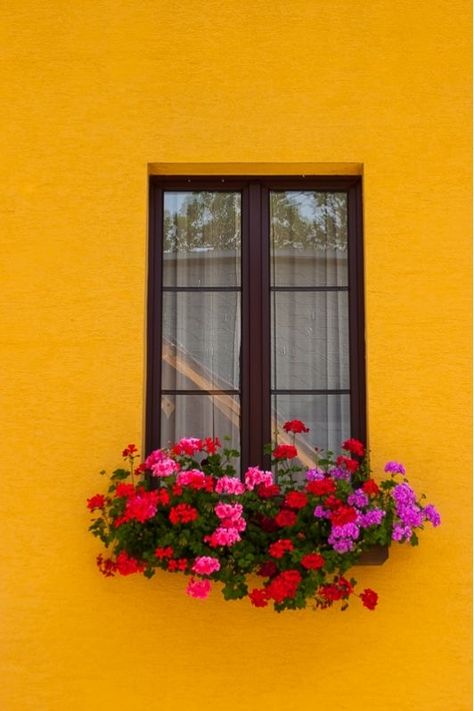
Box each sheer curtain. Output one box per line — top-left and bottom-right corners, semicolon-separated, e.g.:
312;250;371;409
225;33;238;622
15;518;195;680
270;191;350;467
160;191;241;457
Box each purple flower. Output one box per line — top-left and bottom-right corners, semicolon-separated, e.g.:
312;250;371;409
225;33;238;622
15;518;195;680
331;539;355;553
328;466;351;481
384;461;406;475
313;505;331;519
392;524;412;542
392;484;424;528
330;523;360;540
424;504;441;527
359;509;385;528
348;490;369;508
329;522;360;553
392;483;416;506
306;467;325;481
399;505;424;528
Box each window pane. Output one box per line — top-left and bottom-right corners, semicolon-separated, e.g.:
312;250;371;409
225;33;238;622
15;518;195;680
272;393;350;467
163;191;241;287
162;291;240;391
161;393;240;467
270;191;347;287
271;291;349;390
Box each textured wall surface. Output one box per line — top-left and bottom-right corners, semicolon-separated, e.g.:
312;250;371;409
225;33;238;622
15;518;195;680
0;1;471;710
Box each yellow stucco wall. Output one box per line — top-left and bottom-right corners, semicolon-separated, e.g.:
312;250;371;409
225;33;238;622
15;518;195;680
1;2;471;710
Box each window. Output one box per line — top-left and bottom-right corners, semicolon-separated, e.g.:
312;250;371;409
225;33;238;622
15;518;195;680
146;176;365;474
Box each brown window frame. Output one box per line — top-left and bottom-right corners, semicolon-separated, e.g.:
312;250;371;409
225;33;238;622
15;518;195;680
146;175;366;473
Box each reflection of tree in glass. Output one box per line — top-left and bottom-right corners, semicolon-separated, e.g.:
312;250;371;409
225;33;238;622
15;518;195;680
164;192;241;252
271;191;347;251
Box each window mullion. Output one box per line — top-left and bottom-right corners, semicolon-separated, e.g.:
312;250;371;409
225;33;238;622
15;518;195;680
347;181;366;445
244;182;268;469
146;183;164;456
260;186;271;469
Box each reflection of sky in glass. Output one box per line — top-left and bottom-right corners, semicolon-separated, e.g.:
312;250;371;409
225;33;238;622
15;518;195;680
163;191;241;287
270;191;348;287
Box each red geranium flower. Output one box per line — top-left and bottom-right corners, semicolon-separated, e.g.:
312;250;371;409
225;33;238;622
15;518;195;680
167;558;188;572
155;546;174;559
172;484;183;497
301;552;325;570
122;444;138;458
323;495;343;510
362;479;380;496
202;436;221;455
272;444;298;460
319;576;353;603
284;491;308;509
169;503;199;525
259;516;279;533
156;488;170;506
269;539;294;558
336;455;359;473
275;509;297;527
115;551;145;576
342;438;365;457
249;588;270;607
283;420;309;434
115;483;135;498
360;588;378;610
266;570;302;603
257;561;279;577
257;483;281;499
330;505;358;526
87;494;106;511
306;478;336;496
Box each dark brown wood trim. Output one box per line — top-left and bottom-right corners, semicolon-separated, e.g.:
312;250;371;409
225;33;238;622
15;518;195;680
246;183;265;468
240;185;250;471
145;183;163;456
347;178;367;445
260;185;271;470
146;176;366;468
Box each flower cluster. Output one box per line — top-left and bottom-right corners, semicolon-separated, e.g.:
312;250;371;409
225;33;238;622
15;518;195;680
87;423;440;613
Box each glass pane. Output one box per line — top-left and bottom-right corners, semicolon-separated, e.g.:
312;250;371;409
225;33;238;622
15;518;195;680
162;291;240;391
161;394;240;467
270;191;347;287
272;393;350;471
271;291;349;390
163;191;241;287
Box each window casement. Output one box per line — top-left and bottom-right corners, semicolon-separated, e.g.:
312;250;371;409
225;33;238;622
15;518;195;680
146;176;365;475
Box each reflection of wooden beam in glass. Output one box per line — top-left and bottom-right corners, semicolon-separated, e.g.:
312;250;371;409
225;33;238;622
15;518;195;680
162;342;240;428
163;340;316;470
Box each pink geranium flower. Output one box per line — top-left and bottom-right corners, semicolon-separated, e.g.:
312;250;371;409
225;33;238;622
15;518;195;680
192;556;221;575
215;477;245;495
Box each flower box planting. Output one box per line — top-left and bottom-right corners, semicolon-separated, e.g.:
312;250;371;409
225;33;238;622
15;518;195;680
87;422;440;612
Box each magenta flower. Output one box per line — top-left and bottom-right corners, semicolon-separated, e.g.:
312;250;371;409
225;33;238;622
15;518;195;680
214;502;244;522
144;448;166;470
192;556;221;575
384;461;406;475
204;527;241;547
424;504;441;527
215;476;245;495
244;467;273;491
150;456;180;477
359;509;385;528
186;578;212;599
306;468;325;481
